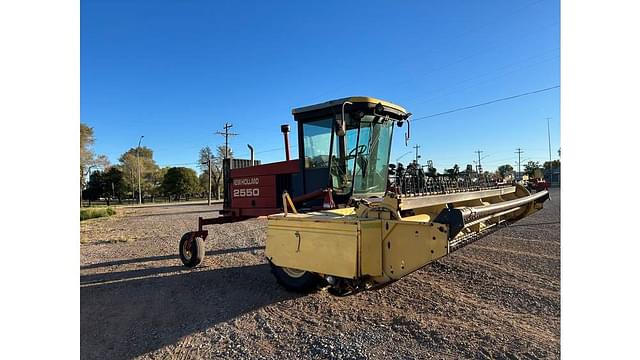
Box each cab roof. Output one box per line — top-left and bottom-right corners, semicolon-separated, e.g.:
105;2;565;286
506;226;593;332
291;96;408;116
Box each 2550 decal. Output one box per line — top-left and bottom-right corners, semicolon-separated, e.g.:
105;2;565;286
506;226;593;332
233;188;260;197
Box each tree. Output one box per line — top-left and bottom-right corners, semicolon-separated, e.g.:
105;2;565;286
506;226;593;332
80;124;95;175
197;145;233;200
80;123;109;205
83;170;104;202
83;167;125;205
104;167;126;203
149;167;168;200
524;161;543;178
199;172;210;197
199;146;215;199
498;164;514;179
218;144;233;160
198;146;214;173
543;160;560;170
118;146;160;201
162;167;201;200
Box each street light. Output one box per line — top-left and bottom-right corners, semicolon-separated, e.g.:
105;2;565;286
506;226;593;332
137;135;144;205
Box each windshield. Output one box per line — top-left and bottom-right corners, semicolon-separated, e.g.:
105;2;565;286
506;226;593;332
302;114;394;198
329;117;358;195
351;116;393;197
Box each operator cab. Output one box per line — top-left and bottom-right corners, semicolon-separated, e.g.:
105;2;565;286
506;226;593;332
292;96;410;204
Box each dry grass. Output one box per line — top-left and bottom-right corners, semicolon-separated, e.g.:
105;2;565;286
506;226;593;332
80;207;115;221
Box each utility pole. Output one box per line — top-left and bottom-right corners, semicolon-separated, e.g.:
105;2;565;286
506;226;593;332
413;145;421;165
137;135;144;205
215;122;239;160
515;148;524;181
201;157;212;206
475;150;483;174
546;117;552;161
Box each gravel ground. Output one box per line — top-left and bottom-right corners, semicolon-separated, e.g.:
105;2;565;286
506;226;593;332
81;188;560;360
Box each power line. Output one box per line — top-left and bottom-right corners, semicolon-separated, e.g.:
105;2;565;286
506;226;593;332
475;150;483;173
404;48;560;107
215;122;239;159
411;85;560;122
303;0;552;104
515;148;524;181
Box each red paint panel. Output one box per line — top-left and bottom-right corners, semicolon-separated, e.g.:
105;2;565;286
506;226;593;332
231;159;299;177
231;175;275;189
231;185;276;206
230;173;278;209
239;208;282;217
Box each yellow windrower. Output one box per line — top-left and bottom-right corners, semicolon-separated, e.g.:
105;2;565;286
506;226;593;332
266;183;547;295
266;96;548;295
177;95;549;295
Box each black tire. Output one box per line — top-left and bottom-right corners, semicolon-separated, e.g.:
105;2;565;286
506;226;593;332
179;232;205;268
269;262;318;292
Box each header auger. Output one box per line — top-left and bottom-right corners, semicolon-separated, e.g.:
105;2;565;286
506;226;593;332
179;96;549;295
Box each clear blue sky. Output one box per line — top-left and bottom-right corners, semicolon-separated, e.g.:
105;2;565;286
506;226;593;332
81;0;560;173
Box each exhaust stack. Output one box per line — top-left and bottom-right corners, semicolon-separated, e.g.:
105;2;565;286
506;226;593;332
247;144;254;166
281;124;291;161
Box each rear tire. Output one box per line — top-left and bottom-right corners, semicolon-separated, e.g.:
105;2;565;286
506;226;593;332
179;232;205;268
270;262;318;292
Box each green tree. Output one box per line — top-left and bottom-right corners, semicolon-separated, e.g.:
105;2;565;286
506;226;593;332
80;124;95;175
498;164;514;179
162;167;201;200
543;160;560;170
524;161;543;178
118;146;160;201
198;146;216;199
83;170;105;202
80;123;109;205
149;167;168;200
199;172;208;195
198;145;233;200
104;167;126;203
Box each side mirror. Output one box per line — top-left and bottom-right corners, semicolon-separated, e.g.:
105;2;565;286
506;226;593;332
337;101;352;137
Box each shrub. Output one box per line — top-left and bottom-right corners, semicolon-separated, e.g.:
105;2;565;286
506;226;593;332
80;207;116;221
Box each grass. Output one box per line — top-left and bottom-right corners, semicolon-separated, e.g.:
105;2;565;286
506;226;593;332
80;207;116;221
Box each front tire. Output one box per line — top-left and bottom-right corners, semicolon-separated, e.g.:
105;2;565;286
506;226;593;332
270;262;318;292
179;232;205;267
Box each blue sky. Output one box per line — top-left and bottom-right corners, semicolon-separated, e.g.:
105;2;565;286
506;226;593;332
81;0;560;173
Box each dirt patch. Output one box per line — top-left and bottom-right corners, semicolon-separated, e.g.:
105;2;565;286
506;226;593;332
81;189;560;359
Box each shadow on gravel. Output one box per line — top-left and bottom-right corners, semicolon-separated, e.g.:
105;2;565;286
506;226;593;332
127;209;221;218
80;246;265;270
81;263;298;360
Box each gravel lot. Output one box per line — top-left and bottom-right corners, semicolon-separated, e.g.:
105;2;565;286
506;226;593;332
81;188;560;360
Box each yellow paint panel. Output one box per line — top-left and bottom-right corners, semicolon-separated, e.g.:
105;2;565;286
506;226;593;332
381;221;449;280
359;220;382;276
401;214;431;222
322;207;356;216
266;218;359;278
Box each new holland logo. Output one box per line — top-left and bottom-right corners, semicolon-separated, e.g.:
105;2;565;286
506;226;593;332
233;178;259;186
